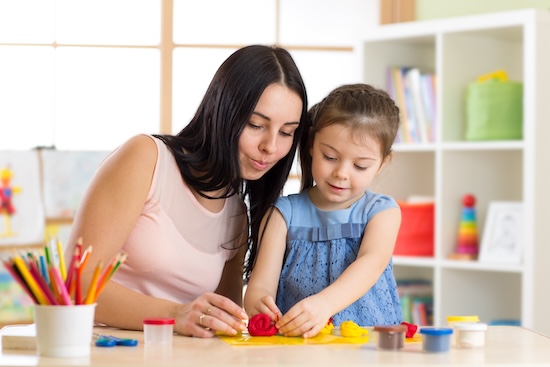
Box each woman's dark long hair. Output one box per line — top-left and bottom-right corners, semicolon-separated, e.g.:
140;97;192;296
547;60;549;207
154;45;308;281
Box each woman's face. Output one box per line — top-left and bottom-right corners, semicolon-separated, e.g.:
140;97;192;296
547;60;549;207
238;83;303;181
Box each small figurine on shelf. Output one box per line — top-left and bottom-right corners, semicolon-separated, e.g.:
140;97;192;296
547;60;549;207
449;194;479;260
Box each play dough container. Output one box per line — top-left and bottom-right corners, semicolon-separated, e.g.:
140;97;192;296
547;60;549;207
447;315;480;346
454;322;488;348
419;327;453;353
144;318;175;345
447;315;480;325
373;324;407;350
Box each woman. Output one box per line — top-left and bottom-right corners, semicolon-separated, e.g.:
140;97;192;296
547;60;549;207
65;45;308;338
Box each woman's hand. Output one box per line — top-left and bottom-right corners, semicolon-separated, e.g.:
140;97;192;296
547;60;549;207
175;292;248;338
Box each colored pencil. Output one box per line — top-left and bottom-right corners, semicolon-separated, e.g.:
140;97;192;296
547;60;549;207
28;260;59;305
65;243;82;290
57;239;67;281
2;260;38;303
44;245;52;266
77;245;92;303
76;238;83;257
84;261;103;304
38;254;50;285
75;261;82;305
12;255;50;305
79;245;92;273
47;265;62;302
26;251;38;269
94;254;118;294
50;265;72;305
110;252;128;277
93;253;127;302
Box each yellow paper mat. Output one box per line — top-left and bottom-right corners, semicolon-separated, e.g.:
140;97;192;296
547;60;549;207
218;330;422;346
218;332;369;346
407;334;422;343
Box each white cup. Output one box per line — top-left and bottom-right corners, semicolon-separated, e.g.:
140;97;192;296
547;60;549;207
33;304;96;357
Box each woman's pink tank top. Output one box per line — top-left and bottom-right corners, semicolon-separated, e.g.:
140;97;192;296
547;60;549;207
112;135;247;303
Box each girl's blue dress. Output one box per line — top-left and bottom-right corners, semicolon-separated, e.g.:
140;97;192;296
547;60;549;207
274;190;403;326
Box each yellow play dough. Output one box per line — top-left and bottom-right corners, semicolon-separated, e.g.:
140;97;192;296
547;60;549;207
319;320;334;335
340;320;368;337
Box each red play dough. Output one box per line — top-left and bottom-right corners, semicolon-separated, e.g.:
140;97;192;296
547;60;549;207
248;313;278;336
401;321;418;338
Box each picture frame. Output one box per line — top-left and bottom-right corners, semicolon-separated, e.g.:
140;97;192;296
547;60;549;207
0;151;45;246
479;201;523;264
40;149;109;219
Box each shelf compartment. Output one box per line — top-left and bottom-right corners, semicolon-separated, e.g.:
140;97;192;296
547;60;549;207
372;150;435;201
361;36;436;92
440;27;524;143
439;268;521;326
439;150;522;259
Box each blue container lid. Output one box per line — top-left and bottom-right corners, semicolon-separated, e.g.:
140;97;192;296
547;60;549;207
420;327;453;336
489;319;521;326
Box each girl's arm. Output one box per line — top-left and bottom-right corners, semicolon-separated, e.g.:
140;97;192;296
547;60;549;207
276;206;401;337
67;135;246;337
243;208;288;320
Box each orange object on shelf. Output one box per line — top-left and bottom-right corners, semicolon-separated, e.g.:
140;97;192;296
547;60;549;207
394;202;434;257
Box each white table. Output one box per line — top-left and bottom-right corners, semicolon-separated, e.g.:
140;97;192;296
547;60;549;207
1;325;549;366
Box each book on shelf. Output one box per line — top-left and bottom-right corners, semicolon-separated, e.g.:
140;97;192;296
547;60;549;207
401;69;421;143
419;73;437;142
397;279;433;326
404;68;428;143
386;66;437;144
386;66;403;143
388;66;412;143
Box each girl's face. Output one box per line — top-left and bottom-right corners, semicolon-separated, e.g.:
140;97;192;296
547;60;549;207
309;123;385;210
238;83;302;181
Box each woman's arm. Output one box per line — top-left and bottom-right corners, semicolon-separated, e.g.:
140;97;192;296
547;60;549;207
243;208;288;320
67;135;246;337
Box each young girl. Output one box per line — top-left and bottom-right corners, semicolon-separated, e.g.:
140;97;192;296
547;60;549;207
244;83;402;338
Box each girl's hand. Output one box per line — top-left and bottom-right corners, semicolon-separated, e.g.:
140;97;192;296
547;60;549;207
174;292;248;338
275;294;333;338
248;295;282;322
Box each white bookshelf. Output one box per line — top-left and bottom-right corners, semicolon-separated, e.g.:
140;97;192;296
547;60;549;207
357;9;550;336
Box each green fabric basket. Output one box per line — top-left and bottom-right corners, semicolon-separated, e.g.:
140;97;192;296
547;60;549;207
465;79;523;140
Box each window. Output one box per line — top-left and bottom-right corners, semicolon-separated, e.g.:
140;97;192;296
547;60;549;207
0;0;161;150
0;0;364;151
